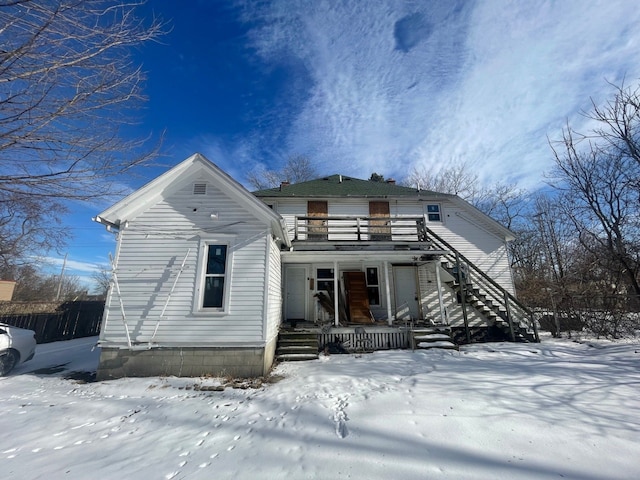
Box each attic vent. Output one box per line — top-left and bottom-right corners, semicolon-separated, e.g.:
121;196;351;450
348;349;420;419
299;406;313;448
193;183;207;195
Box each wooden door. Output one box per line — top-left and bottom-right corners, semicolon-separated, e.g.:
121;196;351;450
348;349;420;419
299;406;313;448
369;201;391;241
343;271;373;323
307;201;328;240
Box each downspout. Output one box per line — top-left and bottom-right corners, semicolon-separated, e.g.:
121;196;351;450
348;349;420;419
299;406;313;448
333;259;339;327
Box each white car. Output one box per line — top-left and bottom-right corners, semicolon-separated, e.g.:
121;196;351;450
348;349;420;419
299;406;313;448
0;323;37;376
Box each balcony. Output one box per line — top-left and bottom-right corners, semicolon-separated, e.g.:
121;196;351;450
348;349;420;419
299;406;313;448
292;216;429;243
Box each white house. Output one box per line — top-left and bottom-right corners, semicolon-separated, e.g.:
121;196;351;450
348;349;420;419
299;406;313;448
94;153;537;379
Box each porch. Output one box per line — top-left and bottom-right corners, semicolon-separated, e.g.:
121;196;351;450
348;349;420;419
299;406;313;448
275;322;461;362
282;216;539;345
292;215;429;244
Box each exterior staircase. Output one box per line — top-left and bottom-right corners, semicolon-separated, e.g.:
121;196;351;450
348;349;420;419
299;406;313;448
420;222;539;344
276;329;319;361
411;326;458;350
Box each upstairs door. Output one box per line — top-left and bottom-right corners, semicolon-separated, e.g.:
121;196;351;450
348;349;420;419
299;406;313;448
393;266;420;321
369;201;391;241
307;201;328;240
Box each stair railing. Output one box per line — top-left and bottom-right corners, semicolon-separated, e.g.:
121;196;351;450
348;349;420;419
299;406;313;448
418;221;539;342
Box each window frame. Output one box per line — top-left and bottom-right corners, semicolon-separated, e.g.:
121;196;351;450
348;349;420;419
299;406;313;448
194;237;234;315
365;266;381;306
426;204;442;222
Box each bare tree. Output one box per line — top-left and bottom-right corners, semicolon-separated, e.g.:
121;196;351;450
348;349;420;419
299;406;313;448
0;0;166;266
550;131;640;296
91;266;111;298
403;161;527;228
247;155;318;189
5;263;86;301
588;80;640;168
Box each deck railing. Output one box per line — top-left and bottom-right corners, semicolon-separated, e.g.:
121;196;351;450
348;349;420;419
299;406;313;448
293;216;428;242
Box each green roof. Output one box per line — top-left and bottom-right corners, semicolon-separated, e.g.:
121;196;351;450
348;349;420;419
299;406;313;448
253;174;447;198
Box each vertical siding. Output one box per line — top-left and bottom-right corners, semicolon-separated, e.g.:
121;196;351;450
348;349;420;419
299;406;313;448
102;179;271;347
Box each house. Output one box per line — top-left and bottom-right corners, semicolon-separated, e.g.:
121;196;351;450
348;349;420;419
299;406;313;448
94;153;537;380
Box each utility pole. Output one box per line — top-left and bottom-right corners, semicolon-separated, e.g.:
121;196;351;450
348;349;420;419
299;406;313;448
56;253;68;301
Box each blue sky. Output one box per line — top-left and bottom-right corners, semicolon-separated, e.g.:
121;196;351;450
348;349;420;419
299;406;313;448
51;0;640;290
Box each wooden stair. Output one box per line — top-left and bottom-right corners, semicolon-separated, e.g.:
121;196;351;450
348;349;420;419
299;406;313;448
443;264;537;343
411;326;458;351
276;330;319;361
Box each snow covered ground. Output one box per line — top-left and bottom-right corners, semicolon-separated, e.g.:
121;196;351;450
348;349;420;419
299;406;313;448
1;335;639;480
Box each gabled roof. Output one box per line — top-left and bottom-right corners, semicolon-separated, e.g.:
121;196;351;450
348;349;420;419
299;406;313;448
94;153;290;246
253;174;449;199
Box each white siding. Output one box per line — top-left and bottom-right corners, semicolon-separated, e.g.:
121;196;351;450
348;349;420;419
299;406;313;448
101;179;271;347
265;235;282;343
274;197;513;292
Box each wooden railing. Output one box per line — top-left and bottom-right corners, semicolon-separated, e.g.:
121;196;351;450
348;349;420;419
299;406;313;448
293;216;428;242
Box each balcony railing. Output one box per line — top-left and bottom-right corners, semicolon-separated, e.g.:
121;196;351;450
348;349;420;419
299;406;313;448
293;216;428;242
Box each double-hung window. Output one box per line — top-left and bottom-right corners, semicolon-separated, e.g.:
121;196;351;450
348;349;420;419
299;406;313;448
426;204;442;222
201;244;229;310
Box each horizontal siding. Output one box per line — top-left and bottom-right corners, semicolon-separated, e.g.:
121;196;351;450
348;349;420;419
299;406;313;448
275;197;513;292
265;236;282;342
102;179;270;347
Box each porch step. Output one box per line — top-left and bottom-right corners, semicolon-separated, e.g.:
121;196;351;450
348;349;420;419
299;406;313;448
276;329;319;361
411;327;458;351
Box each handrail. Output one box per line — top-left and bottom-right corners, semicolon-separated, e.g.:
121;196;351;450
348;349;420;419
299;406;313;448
293;215;427;242
420;222;539;341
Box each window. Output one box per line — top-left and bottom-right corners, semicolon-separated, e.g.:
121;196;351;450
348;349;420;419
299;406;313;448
366;267;380;305
316;268;334;292
426;204;441;222
202;244;227;309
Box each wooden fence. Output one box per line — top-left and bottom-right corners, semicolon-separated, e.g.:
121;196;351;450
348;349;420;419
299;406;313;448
0;301;104;343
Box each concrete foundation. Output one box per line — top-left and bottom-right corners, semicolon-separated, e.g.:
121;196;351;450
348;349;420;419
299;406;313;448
97;338;277;380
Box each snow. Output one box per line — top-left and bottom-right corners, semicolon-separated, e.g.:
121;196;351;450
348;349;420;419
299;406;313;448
1;335;639;479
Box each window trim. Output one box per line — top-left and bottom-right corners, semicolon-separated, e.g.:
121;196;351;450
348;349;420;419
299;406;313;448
425;203;442;222
365;266;381;306
193;237;234;315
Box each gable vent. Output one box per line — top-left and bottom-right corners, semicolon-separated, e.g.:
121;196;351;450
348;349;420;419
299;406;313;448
193;183;207;195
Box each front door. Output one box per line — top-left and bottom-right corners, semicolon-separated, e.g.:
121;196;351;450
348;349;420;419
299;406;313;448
393;266;420;321
285;267;307;321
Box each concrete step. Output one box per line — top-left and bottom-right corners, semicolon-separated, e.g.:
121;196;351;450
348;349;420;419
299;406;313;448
416;341;458;350
276;353;319;362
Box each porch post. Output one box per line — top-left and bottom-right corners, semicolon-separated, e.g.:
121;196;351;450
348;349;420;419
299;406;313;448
384;261;393;325
333;259;339;327
434;259;447;324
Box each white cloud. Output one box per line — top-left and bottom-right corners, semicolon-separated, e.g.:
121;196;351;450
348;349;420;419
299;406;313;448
237;0;640;190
